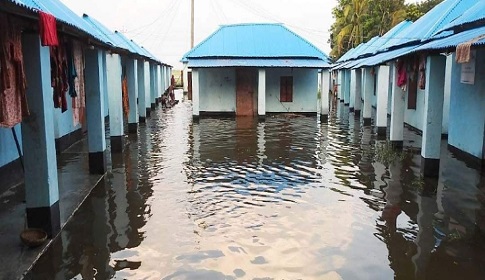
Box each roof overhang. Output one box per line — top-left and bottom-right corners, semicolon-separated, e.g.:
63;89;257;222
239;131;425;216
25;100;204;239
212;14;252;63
187;58;330;68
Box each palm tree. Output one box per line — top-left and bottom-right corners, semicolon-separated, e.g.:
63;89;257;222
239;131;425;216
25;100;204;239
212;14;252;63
336;0;369;55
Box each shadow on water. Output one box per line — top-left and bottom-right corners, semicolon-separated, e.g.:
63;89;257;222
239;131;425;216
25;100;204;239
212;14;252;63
26;91;485;279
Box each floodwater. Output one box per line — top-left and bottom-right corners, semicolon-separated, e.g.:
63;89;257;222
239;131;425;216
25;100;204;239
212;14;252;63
27;92;485;280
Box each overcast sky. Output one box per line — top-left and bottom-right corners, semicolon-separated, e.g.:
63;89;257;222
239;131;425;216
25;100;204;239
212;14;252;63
60;0;421;69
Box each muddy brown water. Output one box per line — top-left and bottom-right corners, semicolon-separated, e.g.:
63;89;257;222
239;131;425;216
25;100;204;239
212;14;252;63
26;95;485;279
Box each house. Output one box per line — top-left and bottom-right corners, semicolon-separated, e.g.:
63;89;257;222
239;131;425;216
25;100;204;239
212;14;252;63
181;23;331;119
0;0;169;244
330;0;479;177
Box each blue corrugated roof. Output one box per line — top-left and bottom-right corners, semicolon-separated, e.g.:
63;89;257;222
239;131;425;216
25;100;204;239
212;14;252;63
337;47;357;62
183;23;329;61
8;0;108;44
352;46;416;68
439;1;485;32
188;58;330;68
375;20;413;52
385;0;475;49
415;25;485;51
82;14;132;50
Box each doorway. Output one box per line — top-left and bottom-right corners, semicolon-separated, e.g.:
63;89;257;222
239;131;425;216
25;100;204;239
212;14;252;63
236;69;255;116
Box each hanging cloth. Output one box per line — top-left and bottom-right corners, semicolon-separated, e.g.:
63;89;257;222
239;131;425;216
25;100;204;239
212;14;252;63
122;75;130;117
396;59;407;88
50;42;68;112
72;40;85;126
418;55;426;90
456;34;485;64
0;15;29;128
39;11;59;47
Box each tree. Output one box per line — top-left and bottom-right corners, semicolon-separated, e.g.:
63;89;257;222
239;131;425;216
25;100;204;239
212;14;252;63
336;0;369;54
406;0;444;22
329;0;443;60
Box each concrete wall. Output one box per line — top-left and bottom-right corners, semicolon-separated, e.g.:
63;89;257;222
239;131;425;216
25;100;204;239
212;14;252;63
404;57;450;134
198;67;318;113
199;68;236;112
266;68;318;113
448;51;485;159
53;101;82;139
0;125;23;166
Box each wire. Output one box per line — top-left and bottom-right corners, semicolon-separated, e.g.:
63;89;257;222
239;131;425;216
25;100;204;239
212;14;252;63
124;0;178;34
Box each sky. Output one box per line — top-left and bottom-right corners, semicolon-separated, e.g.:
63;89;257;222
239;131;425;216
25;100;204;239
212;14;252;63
60;0;422;70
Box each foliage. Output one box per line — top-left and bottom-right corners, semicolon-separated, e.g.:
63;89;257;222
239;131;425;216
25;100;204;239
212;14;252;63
329;0;443;59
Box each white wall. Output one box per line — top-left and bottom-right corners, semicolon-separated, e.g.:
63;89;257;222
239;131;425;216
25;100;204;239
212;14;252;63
198;67;318;113
199;68;236;112
266;68;318;113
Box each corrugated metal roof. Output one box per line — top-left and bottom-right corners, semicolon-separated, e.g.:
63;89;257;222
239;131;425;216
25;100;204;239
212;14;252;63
375;20;413;52
8;0;108;44
415;25;485;51
82;14;131;50
188;58;330;68
352;46;416;68
336;47;356;63
183;23;329;61
439;1;485;32
385;0;475;49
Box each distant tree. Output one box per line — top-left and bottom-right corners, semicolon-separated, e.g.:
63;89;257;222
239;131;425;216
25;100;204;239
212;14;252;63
406;0;444;22
329;0;443;60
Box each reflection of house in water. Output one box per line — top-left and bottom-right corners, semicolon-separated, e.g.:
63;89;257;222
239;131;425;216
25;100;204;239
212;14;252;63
187;117;322;193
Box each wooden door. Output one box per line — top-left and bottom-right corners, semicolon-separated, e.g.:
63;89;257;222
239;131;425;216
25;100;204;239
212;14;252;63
188;71;192;100
236;69;254;116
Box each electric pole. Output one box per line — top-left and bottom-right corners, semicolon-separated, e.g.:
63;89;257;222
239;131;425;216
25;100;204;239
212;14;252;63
191;0;194;48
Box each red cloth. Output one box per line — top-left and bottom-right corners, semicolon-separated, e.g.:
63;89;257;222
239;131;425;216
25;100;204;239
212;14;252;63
39;11;58;46
396;60;407;88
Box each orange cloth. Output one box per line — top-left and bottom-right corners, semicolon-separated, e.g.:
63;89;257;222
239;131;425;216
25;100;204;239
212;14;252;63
122;76;129;117
0;15;28;128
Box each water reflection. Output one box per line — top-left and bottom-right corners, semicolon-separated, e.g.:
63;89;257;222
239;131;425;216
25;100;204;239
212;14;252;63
27;92;485;279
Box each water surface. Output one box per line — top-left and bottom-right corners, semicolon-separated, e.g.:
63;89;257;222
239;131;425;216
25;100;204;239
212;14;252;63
27;94;485;279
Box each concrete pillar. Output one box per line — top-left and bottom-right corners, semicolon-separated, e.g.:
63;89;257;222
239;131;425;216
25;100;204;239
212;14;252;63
344;70;351;105
390;62;405;148
258;69;266;120
21;34;60;237
156;65;162;103
362;68;373;126
183;63;189;93
192;69;200;118
320;70;330;123
337;70;343;102
354;69;362;116
376;65;390;136
350;69;356;112
126;58;138;133
85;49;107;175
137;60;146;122
106;53;124;153
144;61;151;117
421;55;446;177
102;52;108;117
150;63;156;109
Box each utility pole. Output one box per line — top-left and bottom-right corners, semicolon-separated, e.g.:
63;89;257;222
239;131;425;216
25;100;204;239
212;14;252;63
191;0;194;48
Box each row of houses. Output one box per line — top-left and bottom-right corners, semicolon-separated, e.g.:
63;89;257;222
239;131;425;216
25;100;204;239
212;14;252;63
0;0;172;238
327;0;485;178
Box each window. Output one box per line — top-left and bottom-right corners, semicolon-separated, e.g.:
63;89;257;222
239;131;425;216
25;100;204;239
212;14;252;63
280;76;293;102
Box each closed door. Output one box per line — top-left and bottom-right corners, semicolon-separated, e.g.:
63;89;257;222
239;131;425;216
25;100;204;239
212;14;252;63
236;69;254;116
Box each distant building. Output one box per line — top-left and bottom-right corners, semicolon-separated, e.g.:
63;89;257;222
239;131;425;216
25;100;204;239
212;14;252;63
182;23;330;118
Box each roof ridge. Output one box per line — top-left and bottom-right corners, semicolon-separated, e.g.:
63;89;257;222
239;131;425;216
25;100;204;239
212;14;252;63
424;0;463;39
